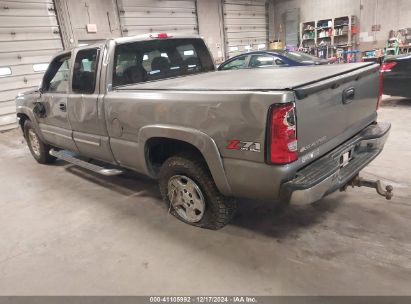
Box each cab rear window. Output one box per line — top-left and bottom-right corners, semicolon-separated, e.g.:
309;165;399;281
113;38;214;87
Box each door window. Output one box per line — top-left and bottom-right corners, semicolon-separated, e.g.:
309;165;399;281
220;56;247;70
72;48;100;94
43;56;71;93
249;55;284;68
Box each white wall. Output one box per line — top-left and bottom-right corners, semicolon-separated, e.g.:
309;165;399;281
55;0;121;48
56;0;227;62
359;0;411;50
274;0;359;23
197;0;226;63
272;0;411;50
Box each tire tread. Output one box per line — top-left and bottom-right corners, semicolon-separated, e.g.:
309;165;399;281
23;120;56;164
159;153;236;230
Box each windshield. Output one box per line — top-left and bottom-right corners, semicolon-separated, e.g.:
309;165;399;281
282;51;322;62
113;38;215;87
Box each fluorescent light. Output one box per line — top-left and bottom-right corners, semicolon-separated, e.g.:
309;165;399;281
33;63;49;72
0;67;11;76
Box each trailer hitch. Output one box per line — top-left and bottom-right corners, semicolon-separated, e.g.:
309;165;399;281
341;175;394;200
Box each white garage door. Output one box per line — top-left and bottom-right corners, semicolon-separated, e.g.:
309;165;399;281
0;0;63;131
116;0;198;37
223;0;268;58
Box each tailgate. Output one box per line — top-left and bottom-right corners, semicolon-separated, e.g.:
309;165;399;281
294;63;380;162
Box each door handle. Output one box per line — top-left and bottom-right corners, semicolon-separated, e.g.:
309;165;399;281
342;87;355;105
59;102;67;112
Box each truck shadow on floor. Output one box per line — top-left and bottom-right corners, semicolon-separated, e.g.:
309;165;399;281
64;162;341;239
381;97;411;107
229;197;341;239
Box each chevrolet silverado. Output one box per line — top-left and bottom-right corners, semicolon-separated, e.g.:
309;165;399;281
16;34;392;229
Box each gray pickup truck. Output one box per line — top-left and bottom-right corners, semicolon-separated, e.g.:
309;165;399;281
16;34;392;229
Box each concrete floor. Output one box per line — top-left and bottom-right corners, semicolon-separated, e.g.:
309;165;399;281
0;97;410;296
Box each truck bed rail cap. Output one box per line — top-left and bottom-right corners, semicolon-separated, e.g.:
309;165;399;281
115;62;377;92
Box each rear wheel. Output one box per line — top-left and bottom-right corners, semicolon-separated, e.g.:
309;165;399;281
23;120;56;164
159;154;236;230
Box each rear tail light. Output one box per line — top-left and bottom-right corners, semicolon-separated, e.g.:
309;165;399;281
380;61;397;72
268;103;298;164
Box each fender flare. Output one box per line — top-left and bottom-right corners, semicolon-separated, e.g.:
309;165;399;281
16;106;47;143
138;124;232;196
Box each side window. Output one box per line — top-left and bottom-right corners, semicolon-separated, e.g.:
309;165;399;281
220;56;247;70
115;53;136;78
113;48;138;86
43;56;71;93
72;48;99;94
249;55;285;68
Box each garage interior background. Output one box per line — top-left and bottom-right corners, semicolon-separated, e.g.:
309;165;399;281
1;0;410;132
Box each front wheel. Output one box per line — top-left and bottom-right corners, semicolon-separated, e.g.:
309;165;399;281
159;155;237;230
23;120;56;164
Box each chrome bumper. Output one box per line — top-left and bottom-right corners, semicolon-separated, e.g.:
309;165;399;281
280;122;391;205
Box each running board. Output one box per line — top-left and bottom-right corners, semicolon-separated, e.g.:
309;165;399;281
49;149;124;176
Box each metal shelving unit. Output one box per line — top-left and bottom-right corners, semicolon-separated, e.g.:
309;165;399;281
299;15;358;61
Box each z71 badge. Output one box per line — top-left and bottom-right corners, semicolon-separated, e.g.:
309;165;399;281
226;140;261;152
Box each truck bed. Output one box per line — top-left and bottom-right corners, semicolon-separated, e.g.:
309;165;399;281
110;61;381;174
116;62;377;92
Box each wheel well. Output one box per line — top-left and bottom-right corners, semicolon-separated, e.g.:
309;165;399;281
17;113;29;131
146;137;209;176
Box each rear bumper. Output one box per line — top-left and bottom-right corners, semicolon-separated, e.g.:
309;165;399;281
280;122;391;205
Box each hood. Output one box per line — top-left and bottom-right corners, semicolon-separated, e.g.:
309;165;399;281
17;88;39;98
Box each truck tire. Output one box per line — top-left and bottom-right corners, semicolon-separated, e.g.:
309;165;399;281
23;119;56;164
159;154;236;230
